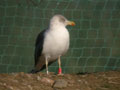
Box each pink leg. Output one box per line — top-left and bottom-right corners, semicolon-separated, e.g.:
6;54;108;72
58;56;62;74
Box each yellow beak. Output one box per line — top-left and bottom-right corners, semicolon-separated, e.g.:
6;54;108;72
67;21;75;26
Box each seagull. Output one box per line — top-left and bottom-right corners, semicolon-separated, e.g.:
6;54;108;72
31;14;75;75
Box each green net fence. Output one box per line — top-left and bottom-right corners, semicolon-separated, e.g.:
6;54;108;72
0;0;120;73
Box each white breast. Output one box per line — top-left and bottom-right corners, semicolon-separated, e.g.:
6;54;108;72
42;26;69;60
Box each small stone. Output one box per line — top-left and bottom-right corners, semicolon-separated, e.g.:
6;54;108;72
3;83;6;86
37;76;41;81
53;79;68;89
25;74;32;78
8;86;14;90
64;74;72;79
41;77;54;86
68;80;75;84
28;85;33;90
76;89;80;90
68;84;73;87
78;79;82;83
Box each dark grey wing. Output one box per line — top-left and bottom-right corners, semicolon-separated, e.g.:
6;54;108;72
34;29;47;66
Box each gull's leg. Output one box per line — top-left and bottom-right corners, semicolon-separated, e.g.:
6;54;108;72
45;57;49;75
58;56;62;75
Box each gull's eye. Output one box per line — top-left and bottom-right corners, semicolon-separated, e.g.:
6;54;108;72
59;17;65;23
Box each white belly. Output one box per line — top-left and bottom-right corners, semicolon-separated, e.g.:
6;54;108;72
42;27;69;60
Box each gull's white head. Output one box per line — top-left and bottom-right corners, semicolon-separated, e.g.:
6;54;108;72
49;14;75;28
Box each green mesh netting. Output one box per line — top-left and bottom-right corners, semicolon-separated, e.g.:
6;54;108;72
0;0;120;73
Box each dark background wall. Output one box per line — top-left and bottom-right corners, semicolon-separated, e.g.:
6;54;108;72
0;0;120;73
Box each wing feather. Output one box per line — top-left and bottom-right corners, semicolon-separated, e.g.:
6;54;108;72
34;29;47;66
